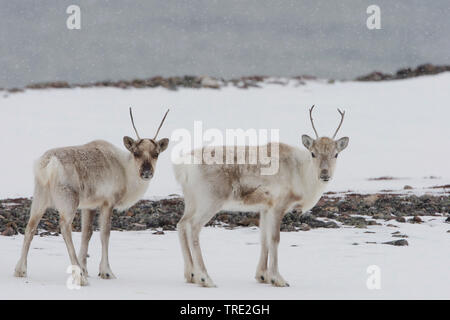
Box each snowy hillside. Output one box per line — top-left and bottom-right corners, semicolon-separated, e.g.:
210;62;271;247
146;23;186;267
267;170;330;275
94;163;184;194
1;73;449;199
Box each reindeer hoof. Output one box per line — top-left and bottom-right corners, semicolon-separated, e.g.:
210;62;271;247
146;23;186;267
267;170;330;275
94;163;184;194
270;278;289;287
14;262;27;278
99;271;116;279
184;272;195;283
194;272;216;287
72;272;89;286
14;269;27;278
255;271;269;283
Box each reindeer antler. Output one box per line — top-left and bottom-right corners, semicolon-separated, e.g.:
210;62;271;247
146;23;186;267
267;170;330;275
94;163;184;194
129;107;141;140
153;109;170;140
332;108;345;139
309;105;319;138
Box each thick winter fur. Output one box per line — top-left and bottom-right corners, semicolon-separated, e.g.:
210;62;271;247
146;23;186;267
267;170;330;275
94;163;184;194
174;137;348;287
14;138;168;286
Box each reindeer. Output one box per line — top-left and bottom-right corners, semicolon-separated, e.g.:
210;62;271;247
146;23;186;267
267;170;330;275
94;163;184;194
173;106;349;287
14;108;170;286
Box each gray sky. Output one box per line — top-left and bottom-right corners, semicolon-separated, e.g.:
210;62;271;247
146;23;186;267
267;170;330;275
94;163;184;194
1;0;449;88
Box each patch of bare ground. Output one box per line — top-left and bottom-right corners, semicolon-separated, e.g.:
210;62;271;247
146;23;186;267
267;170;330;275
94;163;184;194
1;193;449;236
367;176;405;181
430;185;450;189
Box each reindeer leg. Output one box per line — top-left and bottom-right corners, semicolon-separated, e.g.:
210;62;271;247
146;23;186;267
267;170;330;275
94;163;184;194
255;210;270;283
14;185;48;278
186;202;221;288
177;211;195;283
60;210;88;286
267;210;289;287
78;209;95;276
98;205;116;279
52;186;87;286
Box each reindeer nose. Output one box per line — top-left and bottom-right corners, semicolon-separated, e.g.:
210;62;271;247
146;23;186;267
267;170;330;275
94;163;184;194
141;170;153;180
320;169;330;181
141;167;153;180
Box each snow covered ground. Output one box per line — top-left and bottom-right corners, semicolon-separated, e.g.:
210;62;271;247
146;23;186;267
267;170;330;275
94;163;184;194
0;74;449;299
1;73;450;199
1;216;448;299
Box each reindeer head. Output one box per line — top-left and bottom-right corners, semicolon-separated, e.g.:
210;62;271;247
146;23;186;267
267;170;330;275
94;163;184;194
301;105;349;183
123;108;170;181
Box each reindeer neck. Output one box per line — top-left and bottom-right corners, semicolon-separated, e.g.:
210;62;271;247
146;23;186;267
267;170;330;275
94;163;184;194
295;151;327;202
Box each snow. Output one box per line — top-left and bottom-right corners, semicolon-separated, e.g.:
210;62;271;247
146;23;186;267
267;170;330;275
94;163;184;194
0;74;449;299
1;73;450;199
1;216;448;299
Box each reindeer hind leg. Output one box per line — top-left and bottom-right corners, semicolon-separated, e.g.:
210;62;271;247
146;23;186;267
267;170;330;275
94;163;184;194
14;183;49;278
78;209;96;276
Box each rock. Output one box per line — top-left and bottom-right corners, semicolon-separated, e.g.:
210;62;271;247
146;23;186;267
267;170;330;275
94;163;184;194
392;234;408;238
408;215;422;224
299;213;339;229
1;226;16;236
373;213;385;220
237;217;258;227
356;64;450;82
152;230;164;235
1;193;448;236
363;194;379;206
383;239;409;246
299;223;311;231
200;76;220;89
403;185;413;190
131;223;147;231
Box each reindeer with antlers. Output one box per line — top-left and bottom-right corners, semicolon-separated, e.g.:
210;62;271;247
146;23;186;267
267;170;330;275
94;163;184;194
174;105;349;287
14;108;169;286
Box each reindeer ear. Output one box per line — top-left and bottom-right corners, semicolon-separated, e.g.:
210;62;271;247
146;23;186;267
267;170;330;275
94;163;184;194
157;138;169;152
302;135;314;150
123;136;135;152
336;137;349;152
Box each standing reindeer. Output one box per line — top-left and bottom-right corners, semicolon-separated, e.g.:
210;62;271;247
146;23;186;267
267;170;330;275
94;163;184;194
174;105;349;287
14;108;169;286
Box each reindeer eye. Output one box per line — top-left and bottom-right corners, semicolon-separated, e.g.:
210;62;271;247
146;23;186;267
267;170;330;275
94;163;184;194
152;152;159;159
311;152;316;158
335;153;338;158
133;151;142;157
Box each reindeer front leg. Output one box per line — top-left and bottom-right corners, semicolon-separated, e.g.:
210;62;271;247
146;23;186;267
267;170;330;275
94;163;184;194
255;210;270;283
98;205;116;279
266;210;289;287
